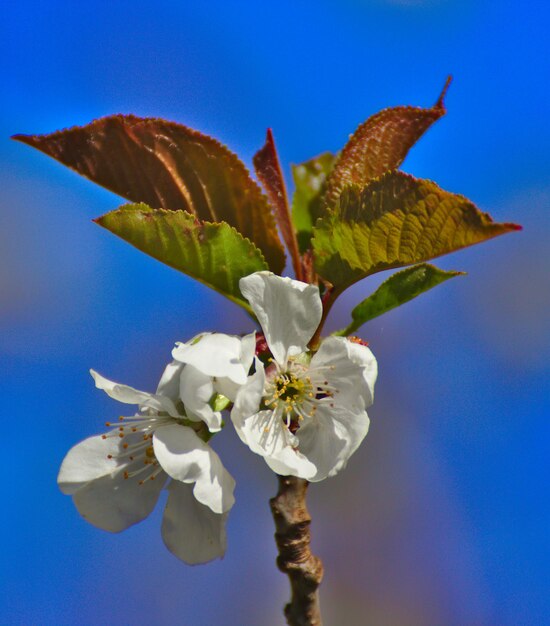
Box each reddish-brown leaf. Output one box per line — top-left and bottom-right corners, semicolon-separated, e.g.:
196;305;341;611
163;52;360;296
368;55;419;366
323;77;452;209
253;129;301;278
13;115;285;273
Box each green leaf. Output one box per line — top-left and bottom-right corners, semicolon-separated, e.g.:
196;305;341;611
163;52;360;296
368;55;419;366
323;78;451;210
13;115;285;273
95;203;269;311
334;264;465;336
312;171;521;292
291;152;336;252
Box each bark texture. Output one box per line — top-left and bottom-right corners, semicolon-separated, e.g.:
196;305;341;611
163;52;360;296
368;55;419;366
270;476;324;626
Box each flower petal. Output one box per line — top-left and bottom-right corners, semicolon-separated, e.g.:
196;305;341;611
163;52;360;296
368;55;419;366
232;409;282;455
264;446;318;480
213;377;239;403
209;331;256;402
172;333;250;385
239;272;322;364
240;331;257;371
311;336;378;408
232;405;318;479
230;359;265;441
155;359;184;401
153;424;235;514
180;365;222;432
162;481;227;564
345;340;378;407
57;434;121;495
90;369;179;417
297;403;370;482
71;466;166;532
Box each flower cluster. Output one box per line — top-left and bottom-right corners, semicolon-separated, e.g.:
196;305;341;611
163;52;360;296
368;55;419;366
59;272;377;564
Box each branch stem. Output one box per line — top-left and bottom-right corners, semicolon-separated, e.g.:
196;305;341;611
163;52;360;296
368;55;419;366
270;476;324;626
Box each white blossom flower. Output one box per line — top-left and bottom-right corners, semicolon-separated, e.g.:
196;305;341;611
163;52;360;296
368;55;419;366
231;271;378;482
57;363;236;565
172;331;256;406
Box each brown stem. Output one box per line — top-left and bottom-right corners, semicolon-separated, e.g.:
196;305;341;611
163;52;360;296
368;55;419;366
270;476;324;626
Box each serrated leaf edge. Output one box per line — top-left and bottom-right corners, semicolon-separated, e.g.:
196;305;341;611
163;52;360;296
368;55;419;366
14;114;286;272
94;203;269;314
312;171;521;291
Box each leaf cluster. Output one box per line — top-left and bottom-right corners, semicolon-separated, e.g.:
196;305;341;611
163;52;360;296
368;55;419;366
13;77;520;333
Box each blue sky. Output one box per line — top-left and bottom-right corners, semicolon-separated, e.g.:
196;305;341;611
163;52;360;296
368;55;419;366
1;1;548;624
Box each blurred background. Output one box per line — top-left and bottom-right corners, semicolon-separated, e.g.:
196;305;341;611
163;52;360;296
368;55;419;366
1;1;548;625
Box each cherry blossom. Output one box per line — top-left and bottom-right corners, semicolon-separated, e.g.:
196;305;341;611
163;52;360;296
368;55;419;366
231;272;378;481
58;363;235;564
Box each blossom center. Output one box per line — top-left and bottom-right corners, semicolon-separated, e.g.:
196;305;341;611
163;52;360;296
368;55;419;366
275;372;310;402
266;365;312;415
263;358;339;431
101;413;170;485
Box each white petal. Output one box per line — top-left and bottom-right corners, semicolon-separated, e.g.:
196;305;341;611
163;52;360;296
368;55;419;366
232;408;317;481
345;340;378;407
239;272;322;364
90;370;179;417
296;403;370;482
155;359;184;401
239;331;257;371
213;377;240;403
264;446;317;480
213;332;255;403
172;333;250;385
91;369;152;404
230;359;265;439
232;409;279;455
57;434;121;495
233;396;317;479
153;424;235;514
311;336;378;408
71;466;166;532
162;481;227;564
180;365;222;432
